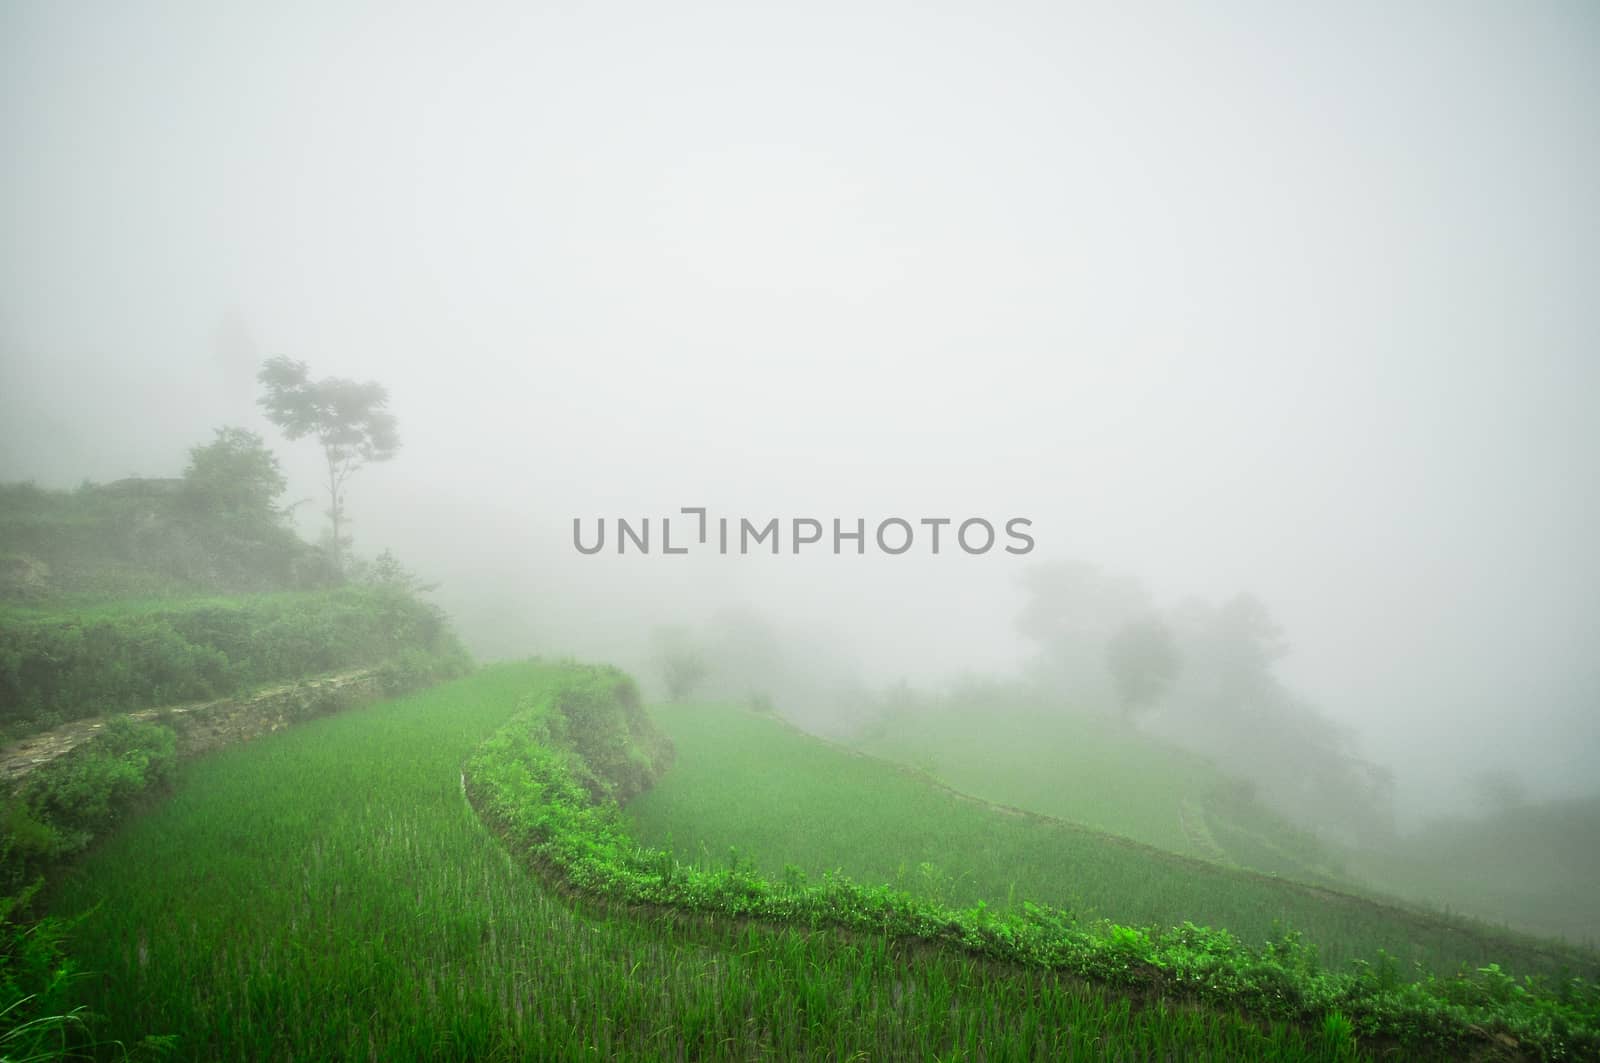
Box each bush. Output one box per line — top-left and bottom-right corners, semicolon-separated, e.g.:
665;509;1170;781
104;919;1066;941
3;717;178;891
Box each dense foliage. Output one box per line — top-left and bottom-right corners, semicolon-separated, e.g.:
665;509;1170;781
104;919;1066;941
470;672;1600;1060
0;586;468;736
2;718;177;887
0;882;86;1063
0;472;313;602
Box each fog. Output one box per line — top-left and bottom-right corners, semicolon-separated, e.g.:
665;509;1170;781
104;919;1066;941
3;1;1596;826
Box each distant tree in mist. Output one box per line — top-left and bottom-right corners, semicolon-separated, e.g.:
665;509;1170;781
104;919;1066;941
1105;616;1180;721
1015;562;1153;645
1012;568;1396;842
178;426;303;587
1158;593;1395;842
1015;561;1153;707
1208;594;1289;687
181;426;286;525
653;626;709;701
257;357;399;578
363;548;438;595
704;607;784;697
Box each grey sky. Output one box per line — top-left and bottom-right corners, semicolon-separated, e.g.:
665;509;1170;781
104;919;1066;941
3;1;1597;821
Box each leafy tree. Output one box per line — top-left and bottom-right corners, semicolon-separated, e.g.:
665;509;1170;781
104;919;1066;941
1160;596;1395;841
257;357;400;577
1016;562;1152;645
1105;616;1180;721
177;427;304;588
181;426;286;525
363;548;438;594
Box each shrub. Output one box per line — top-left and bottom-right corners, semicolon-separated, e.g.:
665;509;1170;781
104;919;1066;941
3;718;178;891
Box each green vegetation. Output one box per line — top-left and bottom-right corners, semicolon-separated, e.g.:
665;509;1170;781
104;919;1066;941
1;716;183;1061
0;454;307;604
257;355;401;577
0;423;489;1058
634;701;1595;981
476;675;1600;1059
853;680;1600;950
0;585;469;738
1014;565;1396;845
28;662;1372;1060
0;882;94;1063
1106;615;1180;722
856;679;1348;884
856;679;1233;856
1;431;469;742
13;654;1598;1059
3;718;178;888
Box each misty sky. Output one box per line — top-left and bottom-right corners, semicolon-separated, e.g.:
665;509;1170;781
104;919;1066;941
3;1;1597;821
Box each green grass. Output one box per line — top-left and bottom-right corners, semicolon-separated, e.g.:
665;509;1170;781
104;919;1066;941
631;701;1598;982
857;694;1220;855
45;663;1380;1061
857;689;1598;950
855;691;1343;883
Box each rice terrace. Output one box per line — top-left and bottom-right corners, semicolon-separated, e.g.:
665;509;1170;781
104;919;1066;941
5;2;1600;1060
1;467;1598;1061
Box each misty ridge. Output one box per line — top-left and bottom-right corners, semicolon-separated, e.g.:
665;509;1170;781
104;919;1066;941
2;2;1597;1059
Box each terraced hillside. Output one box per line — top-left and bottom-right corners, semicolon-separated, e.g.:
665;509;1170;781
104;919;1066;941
853;687;1600;950
854;688;1344;884
633;701;1596;981
41;663;1364;1060
25;666;1598;1059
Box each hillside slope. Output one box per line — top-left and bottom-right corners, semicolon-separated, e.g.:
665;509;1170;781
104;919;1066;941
854;691;1345;884
632;701;1596;982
